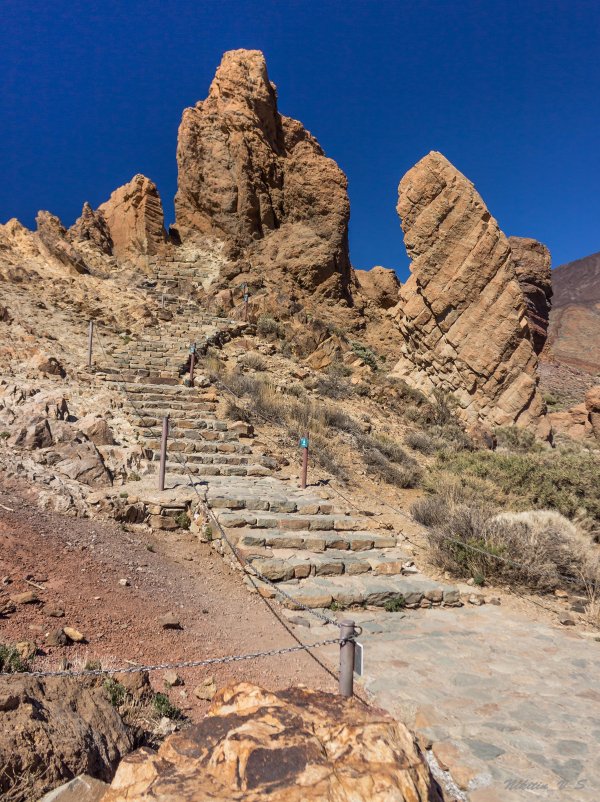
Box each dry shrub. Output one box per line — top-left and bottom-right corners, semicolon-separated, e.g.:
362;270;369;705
405;430;437;455
418;491;599;591
239;351;267;371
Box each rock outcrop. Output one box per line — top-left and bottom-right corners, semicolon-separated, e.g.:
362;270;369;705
509;236;552;354
36;211;90;275
174;49;353;299
391;151;549;436
356;266;401;309
69;201;114;255
102;682;441;802
0;675;133;802
97;174;166;268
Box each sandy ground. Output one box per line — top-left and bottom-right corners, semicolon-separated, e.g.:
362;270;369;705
0;478;336;721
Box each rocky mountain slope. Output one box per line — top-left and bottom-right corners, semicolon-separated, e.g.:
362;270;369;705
546;250;600;374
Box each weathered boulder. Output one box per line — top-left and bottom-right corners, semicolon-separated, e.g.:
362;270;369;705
548;403;593;441
391;152;549;437
97;175;166;268
174;49;353;299
356;266;401;309
509;236;552;354
102;682;441;802
0;675;133;802
36;211;90;275
69;201;114;255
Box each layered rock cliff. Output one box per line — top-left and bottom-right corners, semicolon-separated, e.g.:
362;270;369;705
391;152;550;437
509;236;552;355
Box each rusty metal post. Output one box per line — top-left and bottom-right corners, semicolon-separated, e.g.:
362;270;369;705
339;619;356;697
158;415;169;491
87;320;94;369
300;433;309;489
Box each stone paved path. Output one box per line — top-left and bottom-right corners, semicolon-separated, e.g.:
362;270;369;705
294;605;600;801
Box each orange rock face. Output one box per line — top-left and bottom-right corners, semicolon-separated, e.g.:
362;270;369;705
391;152;549;437
356;266;401;309
174;49;352;299
101;683;441;802
97;174;166;268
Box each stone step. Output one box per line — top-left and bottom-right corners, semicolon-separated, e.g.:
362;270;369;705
269;574;460;610
241;547;412;581
214;510;365;533
207;493;333;514
165;462;271;478
232;528;397;552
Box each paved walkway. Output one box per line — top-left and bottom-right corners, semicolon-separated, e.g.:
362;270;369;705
292;605;600;801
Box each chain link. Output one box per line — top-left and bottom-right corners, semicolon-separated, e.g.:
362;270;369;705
0;638;341;678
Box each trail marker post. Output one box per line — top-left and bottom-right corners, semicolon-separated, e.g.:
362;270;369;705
158;415;169;491
87;320;94;369
300;434;309;489
242;283;249;322
339;619;356;697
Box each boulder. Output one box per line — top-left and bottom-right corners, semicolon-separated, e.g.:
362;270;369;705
174;49;353;300
391;152;549;438
97;175;167;268
356;266;401;309
102;682;441;801
548;403;593;441
509;236;552;354
77;414;116;446
0;676;133;801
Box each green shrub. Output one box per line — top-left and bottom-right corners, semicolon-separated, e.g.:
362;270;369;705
103;678;128;707
405;430;437;454
0;431;10;440
256;315;283;338
175;511;190;530
350;341;379;371
152;692;182;719
495;426;538;453
84;659;102;671
0;644;30;673
384;595;406;612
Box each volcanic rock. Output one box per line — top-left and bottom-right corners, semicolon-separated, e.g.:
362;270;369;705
356;266;401;309
69;202;113;255
102;682;441;801
509;236;552;354
97;175;167;268
36;211;90;275
585;385;600;440
174;49;353;300
391;151;549;436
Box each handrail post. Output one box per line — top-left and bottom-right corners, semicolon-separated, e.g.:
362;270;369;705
339;619;356;697
300;433;309;490
189;343;196;387
158;415;169;491
87;320;94;369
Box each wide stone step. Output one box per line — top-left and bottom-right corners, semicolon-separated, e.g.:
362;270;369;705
142;438;251;455
207;493;333;514
164;462;271;478
269;574;460;610
232;528;397;552
242;547;412;582
215;511;365;532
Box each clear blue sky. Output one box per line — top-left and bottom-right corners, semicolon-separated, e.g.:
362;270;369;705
1;0;599;279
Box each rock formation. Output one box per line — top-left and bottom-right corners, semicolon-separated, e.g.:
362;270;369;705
36;211;90;275
356;266;401;309
174;49;353;299
97;174;166;267
509;236;552;354
69;201;113;254
546;250;600;373
102;682;441;802
391;152;549;436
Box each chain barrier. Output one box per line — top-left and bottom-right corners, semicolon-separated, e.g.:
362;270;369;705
0;638;341;678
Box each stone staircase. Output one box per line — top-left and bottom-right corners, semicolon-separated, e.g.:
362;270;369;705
94;261;459;612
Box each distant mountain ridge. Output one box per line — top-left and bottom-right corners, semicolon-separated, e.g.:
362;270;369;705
546;251;600;374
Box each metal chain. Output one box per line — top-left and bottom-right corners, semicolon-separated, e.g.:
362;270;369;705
0;638;341;678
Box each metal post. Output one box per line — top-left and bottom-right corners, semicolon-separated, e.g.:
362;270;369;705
158;415;169;491
189;344;196;387
161;293;165;309
243;283;249;322
339;619;356;697
87;320;94;369
300;433;309;490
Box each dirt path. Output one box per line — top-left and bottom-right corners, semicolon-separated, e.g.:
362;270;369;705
0;480;336;720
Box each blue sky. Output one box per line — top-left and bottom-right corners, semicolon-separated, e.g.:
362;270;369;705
1;0;599;280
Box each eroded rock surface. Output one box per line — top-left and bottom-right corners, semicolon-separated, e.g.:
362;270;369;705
102;682;440;802
174;49;353;299
509;236;552;354
69;201;114;255
356;266;401;309
391;151;549;436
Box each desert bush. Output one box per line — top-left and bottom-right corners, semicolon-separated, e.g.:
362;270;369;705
350;341;379;371
359;441;421;488
239;351;267;371
435;449;600;523
152;692;182;720
316;374;349;399
256;315;283;338
425;501;598;591
411;494;449;527
103;678;128;707
495;426;538;452
405;430;437;454
0;644;30;673
224;399;252;423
